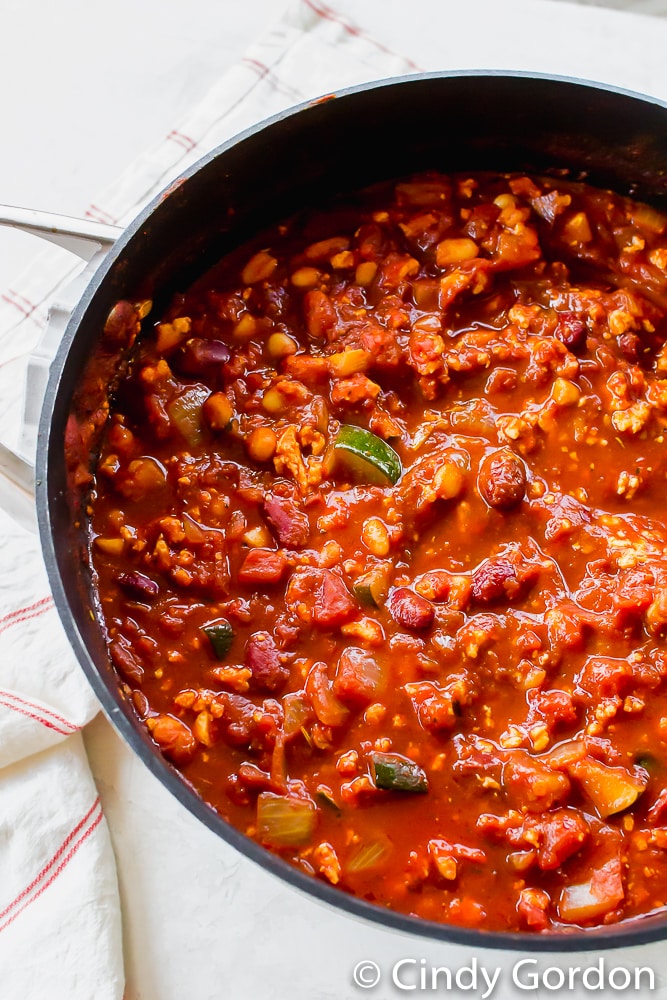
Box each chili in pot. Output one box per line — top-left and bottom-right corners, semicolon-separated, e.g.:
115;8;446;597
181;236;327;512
83;169;667;934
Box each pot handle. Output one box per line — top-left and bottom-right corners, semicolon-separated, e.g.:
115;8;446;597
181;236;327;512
0;206;121;530
0;205;122;261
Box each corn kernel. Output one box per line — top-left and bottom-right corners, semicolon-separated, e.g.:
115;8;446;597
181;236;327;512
233;313;258;340
330;250;355;269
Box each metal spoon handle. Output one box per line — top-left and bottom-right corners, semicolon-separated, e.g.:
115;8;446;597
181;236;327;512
0;205;122;260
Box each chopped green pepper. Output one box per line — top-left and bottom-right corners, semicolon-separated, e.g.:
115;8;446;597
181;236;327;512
333;424;402;486
202;619;234;659
371;751;428;793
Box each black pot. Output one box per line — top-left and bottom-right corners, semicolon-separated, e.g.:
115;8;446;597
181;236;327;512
37;71;667;951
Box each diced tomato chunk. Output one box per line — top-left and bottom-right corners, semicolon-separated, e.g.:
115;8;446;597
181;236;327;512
286;568;357;629
238;548;288;584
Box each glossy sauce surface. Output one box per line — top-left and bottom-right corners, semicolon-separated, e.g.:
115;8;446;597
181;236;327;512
86;172;667;933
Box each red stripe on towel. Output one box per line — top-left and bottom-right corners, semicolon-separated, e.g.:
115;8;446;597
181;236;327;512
0;798;102;931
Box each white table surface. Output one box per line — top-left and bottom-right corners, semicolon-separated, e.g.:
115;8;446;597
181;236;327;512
9;0;667;997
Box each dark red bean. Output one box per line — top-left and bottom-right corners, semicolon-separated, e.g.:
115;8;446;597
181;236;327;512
115;570;159;600
618;332;640;360
109;639;144;683
478;449;526;510
175;337;231;375
245;632;290;692
554;312;587;353
471;559;517;603
388;587;435;632
264;494;310;548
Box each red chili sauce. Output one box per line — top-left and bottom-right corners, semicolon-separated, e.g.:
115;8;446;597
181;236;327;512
87;172;667;933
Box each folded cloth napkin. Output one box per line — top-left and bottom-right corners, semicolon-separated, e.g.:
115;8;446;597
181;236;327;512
0;507;123;1000
0;1;414;996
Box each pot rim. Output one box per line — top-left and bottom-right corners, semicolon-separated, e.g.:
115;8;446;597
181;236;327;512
36;69;667;952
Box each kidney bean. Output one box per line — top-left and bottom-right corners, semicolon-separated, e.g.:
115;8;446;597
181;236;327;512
478;449;526;510
115;570;159;600
109;639;144;684
618;332;640;360
264;495;310;548
388;587;435;631
175;338;230;375
245;631;290;692
554;312;587;353
471;559;517;603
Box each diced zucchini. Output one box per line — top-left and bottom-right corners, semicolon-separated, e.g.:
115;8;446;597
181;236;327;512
202;619;234;659
371;751;428;793
257;792;317;847
569;757;647;818
283;691;312;735
167;384;210;447
316;787;342;816
353;565;390;608
332;424;402;486
347;834;393;873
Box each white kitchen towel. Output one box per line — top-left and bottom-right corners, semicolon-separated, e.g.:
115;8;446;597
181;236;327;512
0;1;415;997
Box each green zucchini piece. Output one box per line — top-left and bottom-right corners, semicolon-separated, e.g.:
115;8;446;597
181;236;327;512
333;424;402;486
316;787;342;816
257;792;317;847
347;834;392;873
353;565;390;607
371;751;428;793
202;619;234;659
